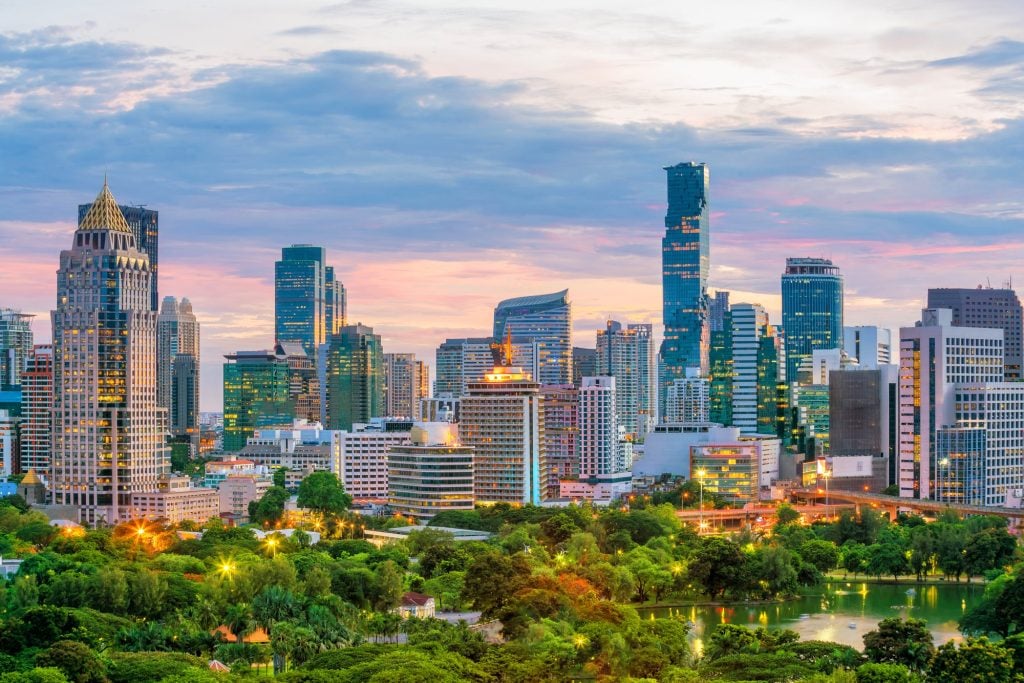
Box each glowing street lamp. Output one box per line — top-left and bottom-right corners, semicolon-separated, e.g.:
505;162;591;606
218;560;236;579
264;536;279;558
697;468;707;533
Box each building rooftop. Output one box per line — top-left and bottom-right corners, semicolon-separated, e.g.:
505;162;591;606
494;289;569;311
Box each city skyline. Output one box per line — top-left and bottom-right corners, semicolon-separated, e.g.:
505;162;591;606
5;3;1024;410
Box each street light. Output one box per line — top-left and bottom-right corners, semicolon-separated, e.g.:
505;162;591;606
264;536;278;558
697;468;707;533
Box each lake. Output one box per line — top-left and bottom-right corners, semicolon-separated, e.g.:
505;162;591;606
638;581;986;653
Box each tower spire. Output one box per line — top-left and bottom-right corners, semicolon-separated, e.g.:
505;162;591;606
79;179;133;234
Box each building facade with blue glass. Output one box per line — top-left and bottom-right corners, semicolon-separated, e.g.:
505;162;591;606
661;162;710;417
781;257;844;382
275;245;346;356
493;290;572;386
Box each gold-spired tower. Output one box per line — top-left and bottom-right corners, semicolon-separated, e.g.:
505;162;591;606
51;181;169;524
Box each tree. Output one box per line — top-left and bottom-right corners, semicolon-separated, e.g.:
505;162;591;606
296;472;352;518
906;526;934;581
373;560;405;611
841;542;868;578
775;503;801;527
866;543;907;581
250;486;290;527
964;528;1017;577
798;539;839;573
862;617;934;671
273;467;288;489
688;536;744;599
34;641;107;683
929;637;1015;683
855;662;915;683
462;552;530;618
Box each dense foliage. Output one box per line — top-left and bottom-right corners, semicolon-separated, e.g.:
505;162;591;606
0;485;1020;681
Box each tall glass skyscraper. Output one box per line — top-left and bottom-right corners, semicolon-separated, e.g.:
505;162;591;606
661;162;710;414
0;309;34;388
781;257;843;381
275;245;346;356
325;324;385;430
493;290;572;385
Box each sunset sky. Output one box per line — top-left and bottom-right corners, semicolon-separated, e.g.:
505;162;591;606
3;0;1024;407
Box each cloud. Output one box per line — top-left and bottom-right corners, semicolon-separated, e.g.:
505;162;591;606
4;32;1024;406
928;39;1024;69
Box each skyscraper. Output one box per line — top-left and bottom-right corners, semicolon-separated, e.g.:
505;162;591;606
594;321;657;438
384;353;429;419
540;384;578;499
54;182;168;523
275;245;346;356
19;345;52;476
709;291;730;333
222;350;294;452
157;296;200;437
78;202;159;310
730;303;769;434
577;376;623;477
0;310;34;388
927;287;1023;380
708;310;733;426
493;290;572;385
661;162;711;399
460;358;544;505
325;324;384;430
781;257;843;381
898;309;1003;499
571;347;597;387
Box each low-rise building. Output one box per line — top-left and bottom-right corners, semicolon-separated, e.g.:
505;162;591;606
396;592;436;619
218;474;273;520
388;422;473;521
130;476;220;524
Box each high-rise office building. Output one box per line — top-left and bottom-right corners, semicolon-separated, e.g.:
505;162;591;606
829;365;899;491
493;290;572;385
384;353;429;419
898;309;1003;499
324;265;347;338
596;321;656;438
927;287;1023;380
435;337;541;397
54;182;169;523
77;201;159;310
661;162;711;398
275;245;346;356
324;324;384;430
157;296;200;437
539;384;578;499
756;327;785;437
388;422;474;521
0;310;33;388
709;291;730;333
843;326;892;368
460;362;544;505
781;257;843;381
577;377;625;476
222;349;295;452
572;347;597;387
946;384;1024;506
19;345;53;477
171;355;199;444
730;303;769;433
708;310;733;426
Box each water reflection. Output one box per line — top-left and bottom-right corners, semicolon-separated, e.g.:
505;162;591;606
639;582;984;650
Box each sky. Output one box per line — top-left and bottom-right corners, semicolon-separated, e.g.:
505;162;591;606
3;0;1024;409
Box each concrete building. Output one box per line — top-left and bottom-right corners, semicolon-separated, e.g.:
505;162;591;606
843;326;892;368
77;202;159;310
203;458;270;489
596;321;656;439
420;394;460;423
460;361;544;505
829;365;898;489
384;353;429;419
335;424;412;499
691;440;760;504
157;296;200;438
898;308;1003;499
572;347;597;387
130;475;220;524
219;474;273;520
928;287;1023;380
950;383;1024;507
387;422;474;521
51;181;169;523
540;384;578;499
665;372;710;423
634;422;726;478
18;345;52;477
